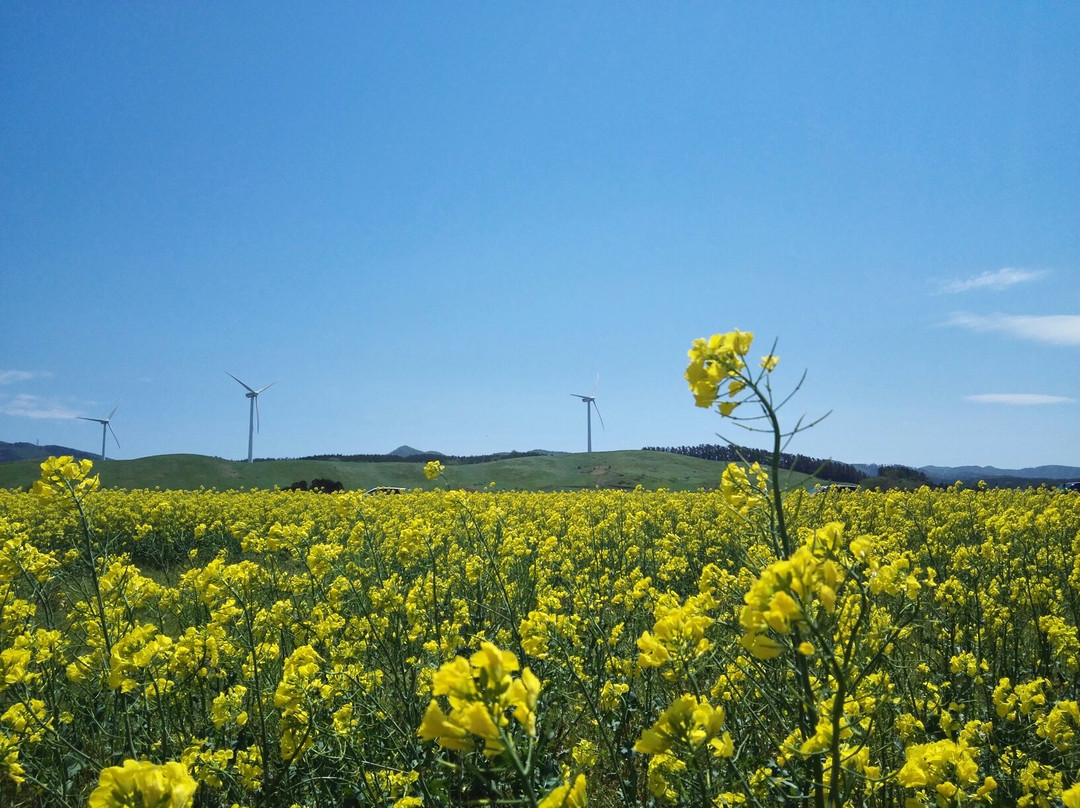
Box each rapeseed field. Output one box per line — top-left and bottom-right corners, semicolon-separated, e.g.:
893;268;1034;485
1;332;1077;807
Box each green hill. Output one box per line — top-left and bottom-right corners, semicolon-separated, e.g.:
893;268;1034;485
0;450;814;493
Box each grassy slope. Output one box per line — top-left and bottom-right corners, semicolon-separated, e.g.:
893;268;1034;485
0;451;816;492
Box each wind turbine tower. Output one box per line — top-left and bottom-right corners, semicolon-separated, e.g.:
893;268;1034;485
78;405;120;460
570;387;604;453
227;373;276;463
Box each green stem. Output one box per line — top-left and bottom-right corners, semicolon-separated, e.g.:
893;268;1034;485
743;375;791;558
68;480;138;760
501;732;538;808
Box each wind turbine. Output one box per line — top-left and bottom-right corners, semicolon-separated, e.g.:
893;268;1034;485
227;373;276;463
571;379;604;453
78;405;120;460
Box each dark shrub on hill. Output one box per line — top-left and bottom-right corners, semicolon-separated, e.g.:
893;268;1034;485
285;479;343;493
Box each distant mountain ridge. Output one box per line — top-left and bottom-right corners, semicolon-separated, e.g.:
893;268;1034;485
388;445;445;458
919;464;1080;484
854;462;1080;484
0;441;97;463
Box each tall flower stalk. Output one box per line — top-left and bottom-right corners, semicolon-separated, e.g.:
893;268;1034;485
684;330;919;807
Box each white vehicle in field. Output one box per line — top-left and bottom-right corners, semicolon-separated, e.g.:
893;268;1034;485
813;482;860;493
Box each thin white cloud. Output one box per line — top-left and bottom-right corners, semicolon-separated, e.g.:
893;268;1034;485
0;393;80;420
966;393;1076;406
0;370;52;385
946;312;1080;346
940;268;1047;294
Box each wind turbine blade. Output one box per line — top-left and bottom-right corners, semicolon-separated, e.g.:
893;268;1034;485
108;422;121;449
77;416;99;423
107;404;119;421
255;381;277;395
592;400;605;430
571;393;589;400
226;372;257;394
255;395;261;433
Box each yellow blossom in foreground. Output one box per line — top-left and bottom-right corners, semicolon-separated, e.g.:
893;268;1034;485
637;593;715;673
0;647;34;689
1063;783;1080;808
738;522;846;659
88;760;197;808
896;738;979;793
0;734;24;784
32;455;100;503
423;461;444;480
418;700;473;752
418;641;541;757
538;773;587;808
634;694;733;758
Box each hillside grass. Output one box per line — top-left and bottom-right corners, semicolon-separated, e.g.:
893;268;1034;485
0;450;816;492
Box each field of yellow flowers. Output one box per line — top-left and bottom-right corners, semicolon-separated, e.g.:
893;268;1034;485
2;332;1080;807
2;460;1079;807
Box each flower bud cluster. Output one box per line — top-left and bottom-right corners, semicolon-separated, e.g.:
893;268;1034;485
684;330;754;411
685;330;779;415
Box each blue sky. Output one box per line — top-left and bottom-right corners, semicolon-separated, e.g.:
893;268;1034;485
2;3;1078;469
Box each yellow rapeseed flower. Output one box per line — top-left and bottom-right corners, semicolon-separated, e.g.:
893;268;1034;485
538;773;586;808
685;331;754;409
88;760;197;808
1063;783;1080;808
418;700;473;752
634;694;731;757
418;641;541;757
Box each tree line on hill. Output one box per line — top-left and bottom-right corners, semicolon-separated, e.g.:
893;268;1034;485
643;444;947;491
642;443;867;484
858;464;934;490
